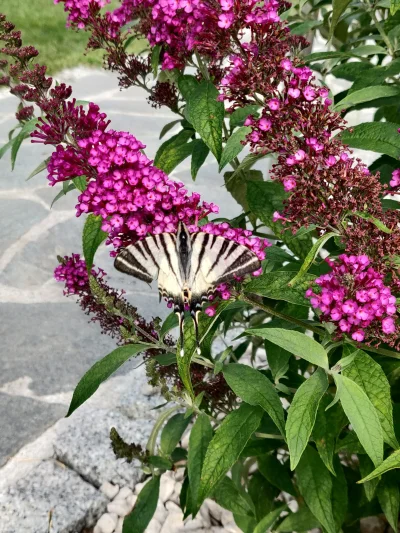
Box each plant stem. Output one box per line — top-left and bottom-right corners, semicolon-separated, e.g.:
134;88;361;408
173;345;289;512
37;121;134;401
364;0;395;56
240;292;325;335
255;432;285;440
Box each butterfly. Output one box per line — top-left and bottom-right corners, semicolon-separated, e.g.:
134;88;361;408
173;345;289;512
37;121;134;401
114;222;261;356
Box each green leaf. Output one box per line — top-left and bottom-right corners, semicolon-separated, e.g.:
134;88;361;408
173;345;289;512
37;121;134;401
391;0;400;14
230;105;260;129
223;364;286;437
248;472;279;519
147;456;173;470
67;344;152;416
286;369;329;470
159;119;181;139
276;505;320;532
187;81;224;161
72;175;87;192
154;129;194;174
0;136;15;160
160;413;192;456
11;118;37;170
337;374;383;467
219;126;251;171
246;271;316;307
258;454;295;495
334;86;400;112
151;45;161;77
377;474;400;532
312;398;347;475
188;414;213;514
228;152;269;181
247;328;329;370
198;403;263;507
331;62;373;81
213;476;256;518
343;348;398;449
340;122;400;159
82;214;108;272
177;300;231;398
253;505;287;533
225;170;263;227
291;20;322;34
296;446;336;533
178;74;199;101
51;182;76;208
359;454;380;501
359;449;400;483
191;139;210;180
247;181;313;260
153;352;176;366
331;457;348;531
352;211;393;234
288;232;336;287
265;341;292;383
122;476;160;533
26;157;50;181
160;313;179;339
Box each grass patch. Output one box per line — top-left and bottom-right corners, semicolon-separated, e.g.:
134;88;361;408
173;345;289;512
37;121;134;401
1;0;120;74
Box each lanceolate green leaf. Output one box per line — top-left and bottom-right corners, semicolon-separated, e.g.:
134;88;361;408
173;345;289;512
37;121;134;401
230;105;260;129
390;0;400;15
286;369;329;470
67;343;153;416
312;397;347;475
154;129;194;174
198;403;263;507
72;175;87;192
359;449;400;483
178;74;199;101
258;454;295;495
188;414;213;514
212;476;256;518
219;126;251;171
177;300;231;398
296;446;336;533
247;328;329;370
187;81;224;161
377;474;400;532
26;157;50;180
191;139;209;180
11;118;38;170
334;86;400;112
343;348;398;449
359;454;380;501
253;505;287;533
340;122;400;159
246;271;316;307
82;214;108;272
276;506;320;532
160;413;192;456
223;364;286;437
331;458;348;531
352;211;393;234
288;232;336;287
337;374;383;467
123;476;160;533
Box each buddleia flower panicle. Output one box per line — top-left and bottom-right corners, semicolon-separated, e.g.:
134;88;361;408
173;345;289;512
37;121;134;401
306;255;398;349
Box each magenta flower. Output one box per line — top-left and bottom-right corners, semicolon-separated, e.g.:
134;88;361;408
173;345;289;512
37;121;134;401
306;254;398;347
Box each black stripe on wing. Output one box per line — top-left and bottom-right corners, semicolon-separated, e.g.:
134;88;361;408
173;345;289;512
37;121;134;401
214;248;261;285
114;241;159;284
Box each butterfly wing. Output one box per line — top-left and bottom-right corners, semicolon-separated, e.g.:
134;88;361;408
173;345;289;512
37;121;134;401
114;233;183;306
189;232;261;304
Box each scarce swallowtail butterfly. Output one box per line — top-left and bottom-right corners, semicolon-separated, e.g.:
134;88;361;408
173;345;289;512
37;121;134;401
114;222;261;356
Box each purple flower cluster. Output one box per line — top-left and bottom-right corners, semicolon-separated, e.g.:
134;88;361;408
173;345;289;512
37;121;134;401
54;253;104;295
54;0;111;28
306;255;397;344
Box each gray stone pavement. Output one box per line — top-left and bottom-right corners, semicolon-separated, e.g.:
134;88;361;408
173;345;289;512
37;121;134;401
0;68;247;467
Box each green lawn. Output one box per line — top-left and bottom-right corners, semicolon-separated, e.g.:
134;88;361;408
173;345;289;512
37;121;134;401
1;0;120;74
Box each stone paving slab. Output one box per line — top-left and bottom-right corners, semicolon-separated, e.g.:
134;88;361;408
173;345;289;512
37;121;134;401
0;459;108;533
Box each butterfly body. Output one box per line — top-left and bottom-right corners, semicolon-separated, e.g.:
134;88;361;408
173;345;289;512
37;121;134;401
114;222;261;355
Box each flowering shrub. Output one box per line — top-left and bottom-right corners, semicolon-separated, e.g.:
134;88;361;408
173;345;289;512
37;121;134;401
2;0;400;531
